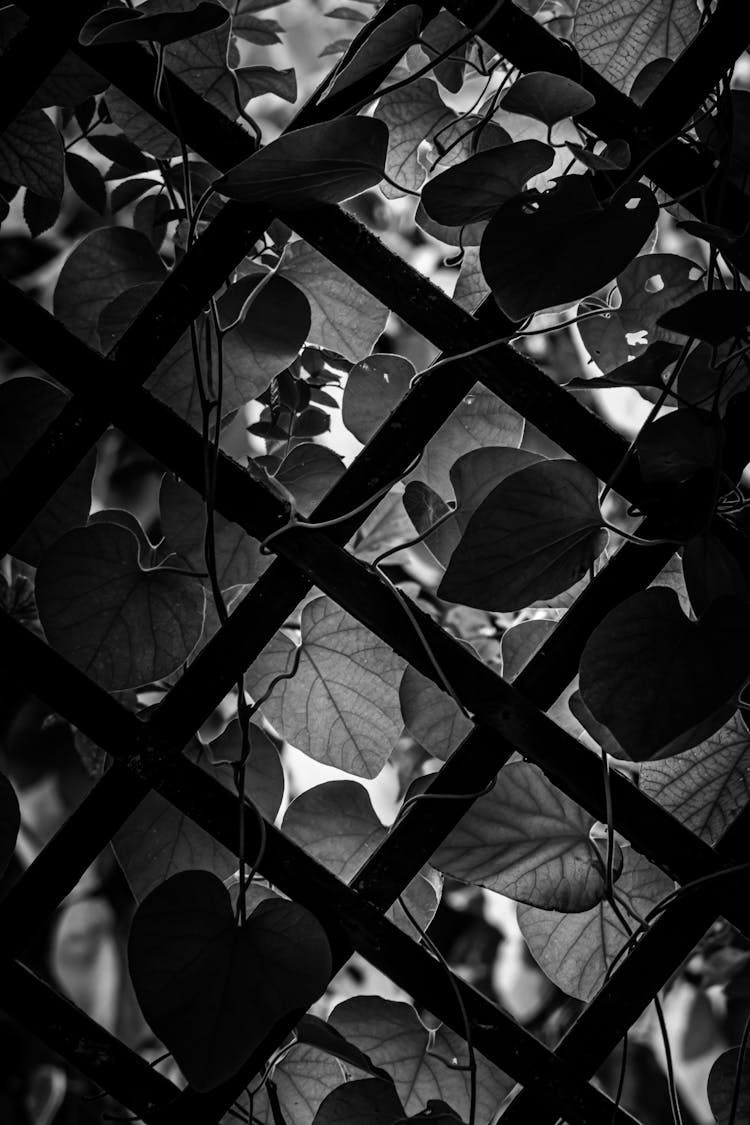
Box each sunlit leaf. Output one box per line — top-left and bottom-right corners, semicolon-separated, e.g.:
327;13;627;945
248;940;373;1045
54;227;165;348
421;140;554;226
80;2;229;46
0;378;96;566
572;0;699;95
328;997;512;1119
324;5;422;99
433;761;620;911
518;849;674;1000
247;596;405;778
129;871;331;1090
453;247;489;313
579;588;750;760
438;460;607;612
214;118;388;208
480;177;658;321
0;110;63;201
282;780;441;933
35;522;205;692
234;1044;347;1125
274;444;345;516
640;712;750;845
282;239;388;360
400;658;472;758
707;1046;750;1125
350;487;414;563
374;76;456;198
0;770;20;880
342;353;414;443
500;618;556;682
501;71;595;126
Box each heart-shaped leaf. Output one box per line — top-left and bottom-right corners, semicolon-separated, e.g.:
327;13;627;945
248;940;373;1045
80;1;229;46
432;761;621;911
246;596;405;778
421;140;554;226
282;780;441;933
342;354;414;444
35;522;205;692
708;1046;750;1125
501;72;596;126
517;849;674;1000
579;588;750;759
274;444;345;516
314;1078;403;1125
480;177;658;321
214;117;388;208
374;77;456;199
438;459;607;612
129;870;332;1091
0;378;97;566
0;770;20;881
328;998;511;1120
235;1042;348;1125
657;289;750;346
399;664;473;761
216;269;311;376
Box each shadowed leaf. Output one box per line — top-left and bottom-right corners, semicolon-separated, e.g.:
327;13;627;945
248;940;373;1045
342;353;414;443
501;71;595;125
708;1046;750;1125
0;771;20;881
80;2;229;46
421;140;554;226
657;289;750;346
324;5;422;99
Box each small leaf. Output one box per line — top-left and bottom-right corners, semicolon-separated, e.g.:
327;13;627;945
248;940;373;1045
572;0;699;95
567;340;681;395
0;110;64;201
501;71;595;126
129;871;332;1091
54;226;165;348
160;472;268;589
657;289;750;346
421;140;554;226
88;132;156;172
630;58;673;105
217;270;312;379
208;720;285;823
565;139;630;171
324;5;422;100
247;596;405;778
453;246;489;313
708;1046;750;1125
0;770;20;880
328;997;512;1120
214;118;388;208
282;240;388;360
579;588;750;760
236;64;297;104
438;460;607;612
419;10;468;94
65;152;107;214
282;780;441;933
432;761;620;911
480;177;658;321
641;712;750;845
80;2;229;46
297;1014;388;1080
500;618;556;682
235;1043;347;1125
374;77;456;198
0;378;96;566
35;522;205;692
342;353;414;443
23;190;61;236
518;849;674;1000
274;444;345;516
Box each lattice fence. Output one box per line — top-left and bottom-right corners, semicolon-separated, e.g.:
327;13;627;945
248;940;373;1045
2;2;750;1124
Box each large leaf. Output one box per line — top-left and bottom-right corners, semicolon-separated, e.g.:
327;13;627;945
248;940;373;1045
342;354;414;444
399;665;473;761
282;780;441;933
214;118;388;208
80;2;229;46
328;997;512;1120
54;227;165;348
0;110;64;201
579;589;750;760
413;385;524;498
517;849;674;1001
501;72;595;126
421;140;554;227
324;5;422;99
282;240;388;360
0;378;96;566
433;761;620;911
128;871;331;1091
640;712;750;845
35;522;205;692
160;473;269;588
114;730;282;900
707;1046;750;1125
247;596;405;778
374;76;456;198
480;177;658;321
438;460;607;612
572;0;699;95
577;253;704;374
0;770;20;881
